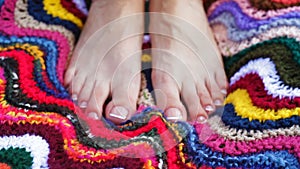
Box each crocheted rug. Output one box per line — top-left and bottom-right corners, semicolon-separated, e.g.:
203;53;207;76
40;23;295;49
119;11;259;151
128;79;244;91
0;0;299;168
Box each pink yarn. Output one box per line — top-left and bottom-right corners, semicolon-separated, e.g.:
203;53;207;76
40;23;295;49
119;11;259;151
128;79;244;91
207;0;300;20
211;23;300;56
0;68;4;80
0;0;70;83
203;133;300;160
271;0;300;5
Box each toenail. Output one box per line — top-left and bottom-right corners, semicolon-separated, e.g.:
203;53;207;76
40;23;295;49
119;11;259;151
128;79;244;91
110;106;128;120
197;116;207;124
221;89;227;95
214;100;223;106
79;101;87;108
165;108;182;121
88;112;99;120
205;105;214;113
72;94;78;101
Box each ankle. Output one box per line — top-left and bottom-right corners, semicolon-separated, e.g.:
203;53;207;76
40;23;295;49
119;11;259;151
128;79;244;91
92;0;144;14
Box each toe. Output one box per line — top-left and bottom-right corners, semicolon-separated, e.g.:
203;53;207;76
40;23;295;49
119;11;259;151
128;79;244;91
64;66;76;87
152;70;187;121
196;83;215;114
77;77;95;109
105;72;141;124
69;73;86;102
85;82;110;120
182;82;208;123
205;79;224;107
215;70;228;95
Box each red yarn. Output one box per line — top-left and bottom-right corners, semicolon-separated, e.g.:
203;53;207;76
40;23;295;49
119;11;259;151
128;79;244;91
228;73;300;110
271;0;300;5
61;0;86;21
0;51;75;111
0;0;71;83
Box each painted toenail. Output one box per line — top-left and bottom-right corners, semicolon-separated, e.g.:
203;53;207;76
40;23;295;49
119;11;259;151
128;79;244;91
197;116;207;124
88;112;99;120
72;94;78;101
79;101;87;108
110;106;128;120
205;105;214;113
214;100;223;106
166;108;182;121
221;89;227;95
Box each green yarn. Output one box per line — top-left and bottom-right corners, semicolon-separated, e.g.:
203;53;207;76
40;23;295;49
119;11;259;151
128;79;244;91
224;37;300;87
0;147;33;169
250;0;300;11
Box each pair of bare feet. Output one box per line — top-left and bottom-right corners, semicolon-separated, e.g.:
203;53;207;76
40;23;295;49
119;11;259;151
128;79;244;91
64;0;228;124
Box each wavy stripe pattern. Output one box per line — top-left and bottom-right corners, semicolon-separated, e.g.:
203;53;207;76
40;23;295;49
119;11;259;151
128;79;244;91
0;0;299;168
199;0;300;168
0;134;49;169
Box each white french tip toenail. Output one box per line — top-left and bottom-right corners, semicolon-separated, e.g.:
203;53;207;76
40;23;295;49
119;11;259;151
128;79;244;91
197;116;207;124
79;101;87;108
166;108;182;121
88;112;99;120
167;116;183;120
205;105;214;112
221;89;227;95
110;106;128;120
214;100;223;106
72;94;78;101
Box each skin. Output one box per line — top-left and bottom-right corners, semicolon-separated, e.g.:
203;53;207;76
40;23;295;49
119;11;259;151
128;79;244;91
64;0;228;124
149;0;228;123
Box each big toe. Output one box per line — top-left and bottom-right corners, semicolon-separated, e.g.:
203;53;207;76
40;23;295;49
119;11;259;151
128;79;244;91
152;70;187;121
105;70;141;124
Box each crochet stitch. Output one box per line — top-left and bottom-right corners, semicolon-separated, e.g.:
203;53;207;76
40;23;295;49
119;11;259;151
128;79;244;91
0;0;299;168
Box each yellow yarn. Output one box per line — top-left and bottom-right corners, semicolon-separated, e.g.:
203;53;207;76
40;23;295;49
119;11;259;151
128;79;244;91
43;0;83;28
142;54;152;62
225;89;300;121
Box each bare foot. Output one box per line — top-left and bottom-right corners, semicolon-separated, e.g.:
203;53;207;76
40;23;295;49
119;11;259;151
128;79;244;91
149;0;228;123
64;0;144;124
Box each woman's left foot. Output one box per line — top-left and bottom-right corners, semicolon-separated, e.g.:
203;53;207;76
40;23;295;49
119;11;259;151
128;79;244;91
149;0;228;123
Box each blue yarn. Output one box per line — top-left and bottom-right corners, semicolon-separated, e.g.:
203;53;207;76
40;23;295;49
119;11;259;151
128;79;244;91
210;12;300;42
208;2;300;42
184;122;300;168
0;34;70;99
209;1;300;28
27;0;81;40
0;0;3;9
222;104;300;130
208;1;300;25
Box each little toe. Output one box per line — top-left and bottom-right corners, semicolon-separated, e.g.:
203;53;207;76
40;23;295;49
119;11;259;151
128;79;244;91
182;82;208;123
64;66;76;87
152;70;187;121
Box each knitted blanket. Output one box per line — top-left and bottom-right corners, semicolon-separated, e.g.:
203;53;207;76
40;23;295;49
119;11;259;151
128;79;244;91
0;0;299;168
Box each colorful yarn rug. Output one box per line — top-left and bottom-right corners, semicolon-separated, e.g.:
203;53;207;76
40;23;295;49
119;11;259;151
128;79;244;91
0;0;299;168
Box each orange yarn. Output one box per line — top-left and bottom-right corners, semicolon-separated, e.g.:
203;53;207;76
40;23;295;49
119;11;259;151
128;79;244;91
0;163;12;169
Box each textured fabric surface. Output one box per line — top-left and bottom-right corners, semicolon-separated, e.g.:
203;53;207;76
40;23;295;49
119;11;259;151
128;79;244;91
0;0;299;168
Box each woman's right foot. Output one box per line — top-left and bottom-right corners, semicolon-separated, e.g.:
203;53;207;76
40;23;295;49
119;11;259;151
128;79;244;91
64;0;144;124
